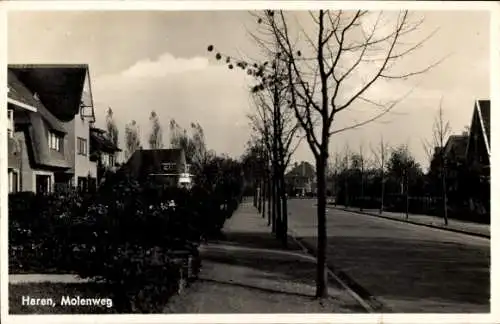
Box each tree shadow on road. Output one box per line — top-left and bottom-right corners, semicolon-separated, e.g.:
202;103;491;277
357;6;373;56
206;228;490;313
201;230;368;313
296;234;490;313
210;230;304;252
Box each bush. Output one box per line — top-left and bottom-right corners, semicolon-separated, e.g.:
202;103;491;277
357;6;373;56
9;190;90;273
9;161;244;312
65;176;209;312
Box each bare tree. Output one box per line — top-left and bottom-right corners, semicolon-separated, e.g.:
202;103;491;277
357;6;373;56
423;97;451;225
328;149;342;204
124;120;141;160
359;142;366;211
209;9;441;298
249;74;302;245
343;143;351;208
105;107;119;158
370;135;390;214
148;110;164;149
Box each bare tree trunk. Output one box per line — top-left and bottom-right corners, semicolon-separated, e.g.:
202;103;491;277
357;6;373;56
316;152;328;298
380;171;385;214
360;170;364;212
271;169;277;233
257;184;262;212
442;170;449;225
253;184;258;208
262;177;267;218
334;172;338;207
267;170;272;226
274;162;283;239
405;172;409;219
279;165;288;247
345;175;349;208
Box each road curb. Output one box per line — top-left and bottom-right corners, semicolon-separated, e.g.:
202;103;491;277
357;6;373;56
287;228;389;313
330;206;490;239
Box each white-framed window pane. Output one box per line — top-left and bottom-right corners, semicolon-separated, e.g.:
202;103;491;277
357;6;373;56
8;171;13;193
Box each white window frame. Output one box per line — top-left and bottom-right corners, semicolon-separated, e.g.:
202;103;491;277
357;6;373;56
7;109;13;138
77;137;87;156
8;169;19;193
34;171;53;194
48;132;62;151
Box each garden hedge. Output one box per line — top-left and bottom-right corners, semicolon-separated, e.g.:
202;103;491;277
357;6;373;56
9;170;243;312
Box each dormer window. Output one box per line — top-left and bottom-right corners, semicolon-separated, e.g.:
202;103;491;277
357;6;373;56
49;131;63;152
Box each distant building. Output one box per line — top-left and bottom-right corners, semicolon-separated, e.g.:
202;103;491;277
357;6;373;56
121;148;193;189
465;99;490;176
285;161;316;196
89;127;122;186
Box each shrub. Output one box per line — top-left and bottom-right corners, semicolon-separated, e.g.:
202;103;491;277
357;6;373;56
9;190;89;273
64;176;205;312
9;159;244;312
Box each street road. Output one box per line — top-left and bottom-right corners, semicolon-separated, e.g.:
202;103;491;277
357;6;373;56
287;199;490;313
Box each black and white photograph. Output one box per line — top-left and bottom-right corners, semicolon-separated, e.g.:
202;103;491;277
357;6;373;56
1;1;495;322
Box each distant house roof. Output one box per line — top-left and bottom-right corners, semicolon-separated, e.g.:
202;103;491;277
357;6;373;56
466;99;491;158
286;161;315;178
444;135;468;160
477;100;490;149
90;128;121;155
9;64;94;123
121;148;186;179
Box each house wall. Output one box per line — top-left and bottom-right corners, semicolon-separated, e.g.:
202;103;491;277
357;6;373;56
74;116;96;181
62;118;96;186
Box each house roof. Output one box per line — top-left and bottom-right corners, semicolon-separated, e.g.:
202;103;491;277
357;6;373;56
27;117;70;169
8;67;71;169
444;135;468;160
477;100;490;148
9;64;92;122
466;99;491;158
90;128;121;154
8;70;39;111
122;148;186;179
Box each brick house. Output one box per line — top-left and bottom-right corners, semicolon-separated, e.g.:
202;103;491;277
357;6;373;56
7;64;99;193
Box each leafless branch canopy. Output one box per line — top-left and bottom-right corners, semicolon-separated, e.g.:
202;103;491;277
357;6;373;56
247;9;441;158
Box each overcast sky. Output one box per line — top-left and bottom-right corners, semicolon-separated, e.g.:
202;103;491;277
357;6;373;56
7;9;490;169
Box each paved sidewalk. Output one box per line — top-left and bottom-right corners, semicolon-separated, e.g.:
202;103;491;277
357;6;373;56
330;204;490;238
164;202;366;313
